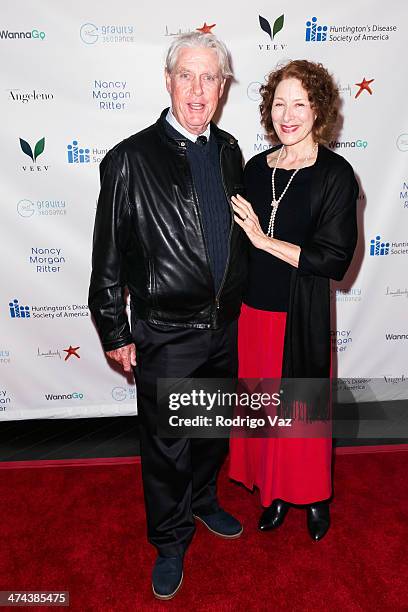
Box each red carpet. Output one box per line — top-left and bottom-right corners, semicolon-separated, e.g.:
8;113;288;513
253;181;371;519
0;451;407;611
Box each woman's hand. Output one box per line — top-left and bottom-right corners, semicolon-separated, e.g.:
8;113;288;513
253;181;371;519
231;194;301;268
231;194;270;250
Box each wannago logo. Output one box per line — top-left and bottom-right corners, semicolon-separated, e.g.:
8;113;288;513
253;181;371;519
79;23;135;45
305;17;328;42
329;139;368;150
9;298;30;319
385;333;408;342
0;28;45;41
44;392;84;401
370;234;408;256
67;140;90;163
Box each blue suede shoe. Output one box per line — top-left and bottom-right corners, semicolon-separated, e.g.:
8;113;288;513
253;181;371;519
152;556;183;600
194;509;243;538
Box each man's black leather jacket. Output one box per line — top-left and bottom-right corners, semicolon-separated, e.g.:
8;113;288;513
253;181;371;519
88;109;247;351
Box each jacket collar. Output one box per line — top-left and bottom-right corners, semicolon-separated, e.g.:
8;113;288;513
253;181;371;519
156;108;238;149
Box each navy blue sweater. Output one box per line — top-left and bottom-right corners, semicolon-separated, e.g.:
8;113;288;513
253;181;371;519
165;122;231;293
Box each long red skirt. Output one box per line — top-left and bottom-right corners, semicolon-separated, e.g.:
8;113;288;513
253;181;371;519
229;303;332;506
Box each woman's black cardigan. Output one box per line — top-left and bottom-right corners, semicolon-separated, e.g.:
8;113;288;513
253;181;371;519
281;144;359;380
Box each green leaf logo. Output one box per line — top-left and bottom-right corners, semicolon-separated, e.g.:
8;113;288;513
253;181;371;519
19;137;45;162
273;14;284;39
34;137;45;162
259;14;284;40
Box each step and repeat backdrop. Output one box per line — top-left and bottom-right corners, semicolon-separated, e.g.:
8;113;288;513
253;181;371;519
1;1;407;419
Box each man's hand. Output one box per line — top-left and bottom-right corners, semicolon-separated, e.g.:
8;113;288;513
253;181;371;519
106;343;136;372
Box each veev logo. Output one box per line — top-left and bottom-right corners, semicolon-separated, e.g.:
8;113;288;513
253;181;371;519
259;14;284;41
258;14;286;51
19;137;45;162
305;17;328;42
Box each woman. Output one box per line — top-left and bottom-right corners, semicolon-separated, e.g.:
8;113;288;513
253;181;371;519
229;60;358;541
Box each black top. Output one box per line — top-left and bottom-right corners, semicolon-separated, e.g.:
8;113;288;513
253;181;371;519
244;148;314;312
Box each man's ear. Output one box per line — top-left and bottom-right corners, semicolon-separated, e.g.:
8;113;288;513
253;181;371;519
219;78;226;99
165;69;172;94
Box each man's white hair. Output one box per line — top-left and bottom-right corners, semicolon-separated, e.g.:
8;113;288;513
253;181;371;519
165;31;233;79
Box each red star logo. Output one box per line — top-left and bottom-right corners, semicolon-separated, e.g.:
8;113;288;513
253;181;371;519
196;22;216;34
63;345;80;361
355;77;374;99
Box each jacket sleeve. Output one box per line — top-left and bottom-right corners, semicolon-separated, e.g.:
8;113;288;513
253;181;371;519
298;162;359;281
88;151;133;351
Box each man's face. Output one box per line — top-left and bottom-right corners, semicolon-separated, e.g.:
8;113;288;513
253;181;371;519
165;47;226;136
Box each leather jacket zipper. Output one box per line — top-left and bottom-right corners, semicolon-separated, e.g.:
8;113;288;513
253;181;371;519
214;143;235;325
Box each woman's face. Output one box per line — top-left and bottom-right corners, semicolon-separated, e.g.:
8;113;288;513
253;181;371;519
271;77;316;146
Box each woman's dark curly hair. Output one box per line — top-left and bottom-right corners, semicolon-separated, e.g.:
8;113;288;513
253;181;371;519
260;59;339;144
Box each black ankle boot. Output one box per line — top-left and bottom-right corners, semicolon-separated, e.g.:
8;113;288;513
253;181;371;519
258;499;290;531
306;502;330;541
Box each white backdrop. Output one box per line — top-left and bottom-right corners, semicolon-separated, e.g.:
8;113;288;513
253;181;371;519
1;1;407;420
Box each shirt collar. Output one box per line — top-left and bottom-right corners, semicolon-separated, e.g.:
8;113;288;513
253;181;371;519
166;108;211;143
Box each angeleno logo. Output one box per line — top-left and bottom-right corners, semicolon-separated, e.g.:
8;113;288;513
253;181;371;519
258;14;286;51
8;89;54;103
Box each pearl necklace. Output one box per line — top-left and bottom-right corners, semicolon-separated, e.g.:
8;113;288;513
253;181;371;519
267;143;318;238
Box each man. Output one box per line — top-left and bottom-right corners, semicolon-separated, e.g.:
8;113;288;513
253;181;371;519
88;32;246;600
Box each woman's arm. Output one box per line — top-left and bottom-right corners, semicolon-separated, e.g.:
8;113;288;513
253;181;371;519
231;194;301;268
